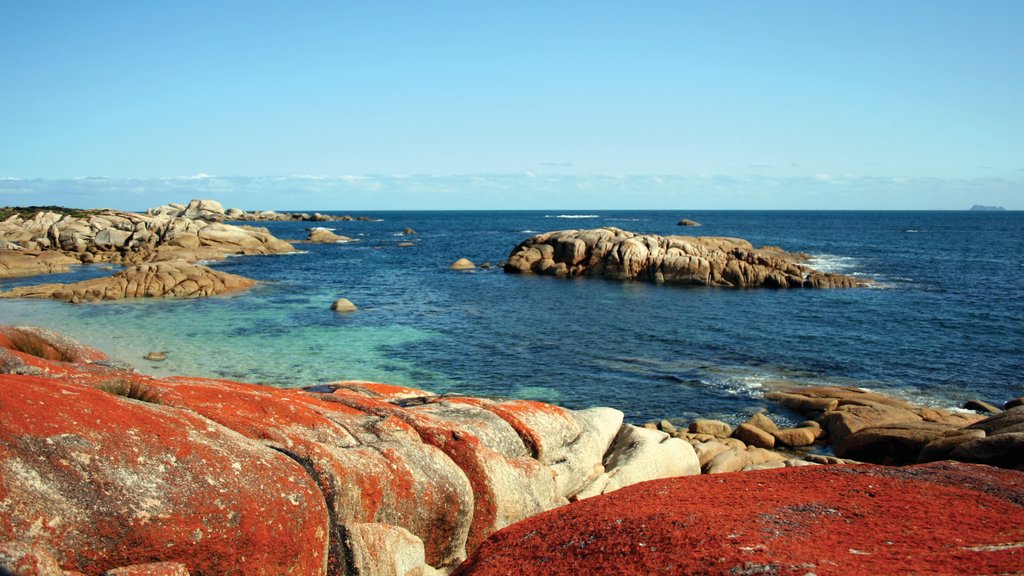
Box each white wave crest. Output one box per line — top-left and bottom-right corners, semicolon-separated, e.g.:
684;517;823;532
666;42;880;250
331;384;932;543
545;214;600;219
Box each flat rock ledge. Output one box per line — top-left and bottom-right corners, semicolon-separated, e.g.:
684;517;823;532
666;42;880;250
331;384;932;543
504;227;869;288
455;461;1024;576
0;260;256;302
0;326;700;576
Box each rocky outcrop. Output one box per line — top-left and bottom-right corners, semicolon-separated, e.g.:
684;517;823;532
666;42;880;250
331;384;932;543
0;327;699;575
762;386;1024;469
306;228;355;243
454;461;1024;576
0;250;79;278
0;260;256;302
503;227;869;288
0;201;295;271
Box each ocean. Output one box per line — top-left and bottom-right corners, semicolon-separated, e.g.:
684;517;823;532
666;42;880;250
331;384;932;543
1;210;1021;425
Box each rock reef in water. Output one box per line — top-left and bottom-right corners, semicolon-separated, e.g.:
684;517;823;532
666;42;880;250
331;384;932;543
0;199;295;276
0;326;699;575
0;260;256;302
306;227;355;243
503;228;869;288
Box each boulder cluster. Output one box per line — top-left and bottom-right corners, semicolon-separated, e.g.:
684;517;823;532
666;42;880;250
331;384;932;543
767;386;1023;469
0;200;294;269
0;326;699;575
504;227;869;288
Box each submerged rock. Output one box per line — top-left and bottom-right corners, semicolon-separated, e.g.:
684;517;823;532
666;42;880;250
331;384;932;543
307;227;355;243
330;297;358;312
451;258;476;271
503;227;869;288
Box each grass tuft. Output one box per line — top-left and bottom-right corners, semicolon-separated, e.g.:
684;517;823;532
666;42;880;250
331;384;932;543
6;331;76;362
97;378;162;404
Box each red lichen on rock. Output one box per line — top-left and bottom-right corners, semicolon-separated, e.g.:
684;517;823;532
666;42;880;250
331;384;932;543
0;374;329;576
455;461;1024;576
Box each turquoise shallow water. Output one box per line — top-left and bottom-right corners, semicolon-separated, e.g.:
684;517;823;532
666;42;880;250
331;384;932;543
2;210;1022;424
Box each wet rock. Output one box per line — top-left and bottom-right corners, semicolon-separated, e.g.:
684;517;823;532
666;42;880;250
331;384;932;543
1006;398;1024;410
967;406;1024;436
677;219;702;226
143;351;167;362
402;227;417;235
963;399;1002;414
450;258;476;271
330;298;358;313
307;228;355;243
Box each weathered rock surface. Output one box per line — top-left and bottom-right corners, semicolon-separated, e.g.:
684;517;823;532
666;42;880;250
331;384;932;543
454;461;1024;576
306;228;355;243
0;200;295;271
0;260;256;302
503;228;869;288
0;327;698;575
763;385;1023;469
0;250;80;278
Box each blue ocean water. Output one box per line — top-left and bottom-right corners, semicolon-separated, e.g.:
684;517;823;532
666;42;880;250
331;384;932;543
1;210;1022;424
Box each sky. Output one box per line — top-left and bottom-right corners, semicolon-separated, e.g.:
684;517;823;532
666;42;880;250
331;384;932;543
1;1;1021;210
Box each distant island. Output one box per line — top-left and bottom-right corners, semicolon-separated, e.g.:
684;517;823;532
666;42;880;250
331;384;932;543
970;204;1005;211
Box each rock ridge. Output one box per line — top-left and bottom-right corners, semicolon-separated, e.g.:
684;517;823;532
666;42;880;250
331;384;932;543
504;227;869;288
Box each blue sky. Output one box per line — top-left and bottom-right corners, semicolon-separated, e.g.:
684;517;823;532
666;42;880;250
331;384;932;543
1;1;1021;210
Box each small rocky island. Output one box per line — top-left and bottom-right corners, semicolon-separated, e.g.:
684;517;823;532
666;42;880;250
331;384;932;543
0;200;296;300
504;227;869;288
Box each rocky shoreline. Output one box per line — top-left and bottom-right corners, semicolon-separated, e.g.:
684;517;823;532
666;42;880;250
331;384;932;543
1;326;1021;575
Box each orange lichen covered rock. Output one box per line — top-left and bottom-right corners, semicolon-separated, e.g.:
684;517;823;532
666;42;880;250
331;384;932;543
455;462;1024;576
0;375;328;576
0;325;697;575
